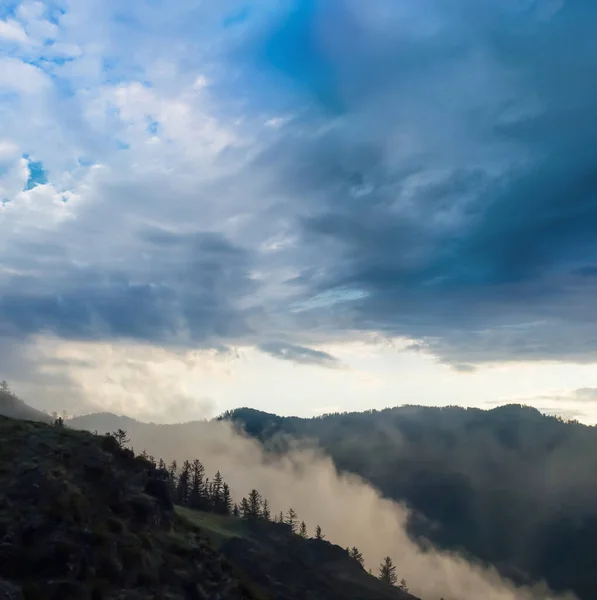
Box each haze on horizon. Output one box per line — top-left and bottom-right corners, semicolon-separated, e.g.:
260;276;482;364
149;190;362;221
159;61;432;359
2;0;597;423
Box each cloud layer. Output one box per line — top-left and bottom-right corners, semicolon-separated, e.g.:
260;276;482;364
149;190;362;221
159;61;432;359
2;0;597;379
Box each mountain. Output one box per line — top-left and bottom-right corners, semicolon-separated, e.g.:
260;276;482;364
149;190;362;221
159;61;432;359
70;403;597;599
221;405;597;600
0;412;420;600
0;382;51;423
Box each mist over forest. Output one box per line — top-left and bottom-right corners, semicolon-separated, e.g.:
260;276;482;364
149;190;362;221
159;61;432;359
60;399;594;600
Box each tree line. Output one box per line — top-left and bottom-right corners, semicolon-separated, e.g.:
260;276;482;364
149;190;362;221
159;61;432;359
106;427;411;591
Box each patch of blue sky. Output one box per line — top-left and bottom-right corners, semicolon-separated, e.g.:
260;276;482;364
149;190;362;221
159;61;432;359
78;157;94;167
0;2;18;19
146;120;159;135
116;140;130;150
24;158;48;191
223;6;252;28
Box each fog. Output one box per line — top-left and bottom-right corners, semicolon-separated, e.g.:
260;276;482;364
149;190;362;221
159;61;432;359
79;416;577;600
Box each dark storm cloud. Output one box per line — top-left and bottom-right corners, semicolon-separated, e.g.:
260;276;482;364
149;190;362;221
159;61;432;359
0;229;257;346
3;0;597;368
231;0;597;364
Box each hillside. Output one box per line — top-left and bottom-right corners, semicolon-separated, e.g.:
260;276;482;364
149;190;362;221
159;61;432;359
0;414;256;600
221;405;597;599
0;413;421;600
177;509;419;600
68;403;597;599
0;382;51;423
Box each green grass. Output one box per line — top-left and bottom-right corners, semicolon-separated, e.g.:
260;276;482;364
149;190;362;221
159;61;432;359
175;507;249;548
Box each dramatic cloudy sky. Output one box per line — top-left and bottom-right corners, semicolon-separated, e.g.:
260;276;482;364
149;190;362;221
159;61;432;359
2;0;597;423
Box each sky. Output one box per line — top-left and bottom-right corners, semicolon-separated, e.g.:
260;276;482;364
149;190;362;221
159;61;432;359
2;0;597;423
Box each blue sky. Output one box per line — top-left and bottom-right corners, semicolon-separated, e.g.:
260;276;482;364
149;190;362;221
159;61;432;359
2;0;597;423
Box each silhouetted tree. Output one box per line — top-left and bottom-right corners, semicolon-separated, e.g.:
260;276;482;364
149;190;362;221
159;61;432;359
233;503;240;518
112;428;129;448
248;489;262;519
176;460;191;505
240;497;251;519
350;547;364;566
298;521;308;539
277;511;284;524
221;482;232;516
188;459;206;510
379;556;397;586
315;525;325;540
211;471;224;512
262;498;271;521
286;508;298;533
167;460;178;496
398;578;408;592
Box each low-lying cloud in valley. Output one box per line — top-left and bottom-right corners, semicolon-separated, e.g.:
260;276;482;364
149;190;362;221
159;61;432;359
71;415;576;600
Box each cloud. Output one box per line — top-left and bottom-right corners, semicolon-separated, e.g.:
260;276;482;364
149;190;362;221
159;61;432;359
258;341;341;368
69;415;576;600
0;18;28;43
1;0;597;384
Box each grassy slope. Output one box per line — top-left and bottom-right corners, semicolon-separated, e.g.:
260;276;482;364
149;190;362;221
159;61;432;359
176;507;420;600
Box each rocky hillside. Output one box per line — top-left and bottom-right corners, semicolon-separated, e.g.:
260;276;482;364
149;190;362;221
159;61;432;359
0;415;255;600
178;509;420;600
0;413;423;600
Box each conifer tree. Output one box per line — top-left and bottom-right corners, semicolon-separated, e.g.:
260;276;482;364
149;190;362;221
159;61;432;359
298;520;308;538
112;428;130;448
350;546;365;566
167;460;178;496
398;578;408;593
240;497;251;519
378;556;397;586
233;503;240;518
278;511;284;524
176;460;191;506
189;459;206;510
211;471;224;512
315;525;325;540
247;489;262;519
286;508;298;533
221;482;233;516
158;458;167;472
262;498;271;521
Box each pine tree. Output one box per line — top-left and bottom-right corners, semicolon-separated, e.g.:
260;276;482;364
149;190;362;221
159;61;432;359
221;483;233;516
350;547;364;566
240;497;250;519
232;503;240;518
379;556;397;586
176;460;191;506
112;428;130;448
167;460;178;497
211;471;224;513
398;578;408;593
247;489;262;519
286;508;298;533
277;511;284;524
315;525;325;540
158;458;167;472
188;459;206;510
298;521;308;538
262;499;271;521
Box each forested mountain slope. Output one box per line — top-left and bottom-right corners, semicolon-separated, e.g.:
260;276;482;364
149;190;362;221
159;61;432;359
219;405;597;600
